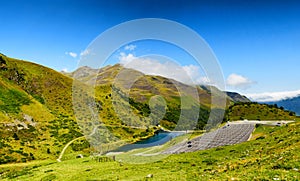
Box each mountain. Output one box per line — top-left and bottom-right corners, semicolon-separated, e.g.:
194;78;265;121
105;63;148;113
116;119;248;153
70;64;239;107
225;91;250;103
0;55;224;163
0;54;87;164
0;54;173;163
69;63;231;131
266;96;300;116
0;54;297;164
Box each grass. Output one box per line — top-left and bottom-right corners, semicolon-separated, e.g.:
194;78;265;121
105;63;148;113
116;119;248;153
0;55;299;180
0;55;159;164
0;86;31;114
225;102;295;121
0;121;299;180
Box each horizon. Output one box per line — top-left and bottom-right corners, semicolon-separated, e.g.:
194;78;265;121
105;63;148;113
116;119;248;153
1;0;300;102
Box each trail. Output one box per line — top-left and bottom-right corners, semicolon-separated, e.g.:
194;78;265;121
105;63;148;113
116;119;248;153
56;125;100;162
57;136;85;162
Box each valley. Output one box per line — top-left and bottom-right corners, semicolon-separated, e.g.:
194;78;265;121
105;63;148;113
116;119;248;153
0;120;299;180
0;54;299;180
2;1;300;180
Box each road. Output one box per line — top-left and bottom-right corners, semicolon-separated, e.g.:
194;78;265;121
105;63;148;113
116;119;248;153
229;120;295;126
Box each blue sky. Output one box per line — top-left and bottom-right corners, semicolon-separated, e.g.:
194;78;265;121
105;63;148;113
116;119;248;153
1;0;300;101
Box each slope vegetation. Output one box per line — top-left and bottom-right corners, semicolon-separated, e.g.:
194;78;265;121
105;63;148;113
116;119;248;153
0;121;299;180
0;55;226;163
0;54;86;164
224;102;296;121
0;54;297;165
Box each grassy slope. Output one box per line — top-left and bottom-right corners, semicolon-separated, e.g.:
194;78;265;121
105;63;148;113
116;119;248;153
0;55;156;163
72;64;231;130
0;54;298;166
0;54;74;118
225;102;296;121
0;121;299;180
0;54;86;163
94;64;228;109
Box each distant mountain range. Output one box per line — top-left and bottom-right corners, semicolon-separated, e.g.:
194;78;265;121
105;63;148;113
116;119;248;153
266;96;300;116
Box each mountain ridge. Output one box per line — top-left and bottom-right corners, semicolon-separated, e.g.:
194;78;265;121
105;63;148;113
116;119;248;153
225;91;250;103
0;54;297;164
266;95;300;116
68;64;250;105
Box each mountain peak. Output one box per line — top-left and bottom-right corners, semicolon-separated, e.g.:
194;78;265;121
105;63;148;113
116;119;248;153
225;91;250;103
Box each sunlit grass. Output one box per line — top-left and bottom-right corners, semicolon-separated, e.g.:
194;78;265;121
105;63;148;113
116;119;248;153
0;121;299;180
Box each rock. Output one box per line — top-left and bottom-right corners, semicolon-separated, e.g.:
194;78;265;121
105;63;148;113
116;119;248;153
146;174;153;178
76;154;84;158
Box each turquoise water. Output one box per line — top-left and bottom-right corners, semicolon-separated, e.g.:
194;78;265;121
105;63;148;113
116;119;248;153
113;131;183;152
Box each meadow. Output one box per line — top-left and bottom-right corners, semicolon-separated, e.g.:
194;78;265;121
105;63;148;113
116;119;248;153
0;121;299;180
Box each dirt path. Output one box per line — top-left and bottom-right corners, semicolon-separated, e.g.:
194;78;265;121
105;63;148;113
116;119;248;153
57;136;85;162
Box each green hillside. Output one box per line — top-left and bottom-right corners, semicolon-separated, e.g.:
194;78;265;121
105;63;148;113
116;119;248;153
0;54;85;164
224;102;296;121
1;54;175;164
0;54;226;164
0;120;299;180
0;54;297;166
71;64;231;130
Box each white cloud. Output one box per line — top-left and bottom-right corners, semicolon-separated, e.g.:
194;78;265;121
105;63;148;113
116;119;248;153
80;49;90;57
119;52;136;64
198;76;211;84
65;52;77;58
226;73;255;89
183;65;200;80
246;90;300;102
124;44;136;51
62;68;68;72
183;65;211;84
118;52;208;85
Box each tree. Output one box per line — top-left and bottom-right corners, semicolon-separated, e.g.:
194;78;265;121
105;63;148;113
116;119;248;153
0;56;6;64
289;112;295;116
13;133;19;140
0;56;7;70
